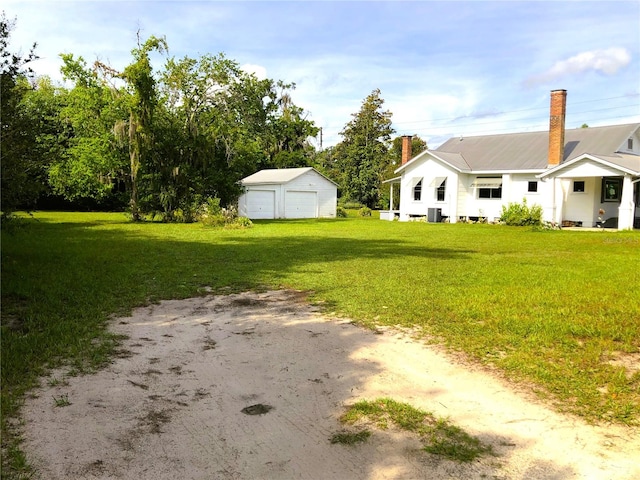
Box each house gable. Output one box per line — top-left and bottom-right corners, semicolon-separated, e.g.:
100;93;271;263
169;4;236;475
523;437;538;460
241;167;338;187
539;153;640;179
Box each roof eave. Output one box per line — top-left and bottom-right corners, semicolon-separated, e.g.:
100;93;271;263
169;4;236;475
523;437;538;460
538;153;640;179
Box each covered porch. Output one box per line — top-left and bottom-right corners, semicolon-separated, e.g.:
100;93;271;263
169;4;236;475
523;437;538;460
538;154;640;231
380;176;401;220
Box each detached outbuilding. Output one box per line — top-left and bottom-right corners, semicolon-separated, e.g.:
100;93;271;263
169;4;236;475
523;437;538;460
238;167;338;219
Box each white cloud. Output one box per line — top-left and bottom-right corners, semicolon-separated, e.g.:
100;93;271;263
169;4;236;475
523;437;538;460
241;63;267;80
525;48;631;86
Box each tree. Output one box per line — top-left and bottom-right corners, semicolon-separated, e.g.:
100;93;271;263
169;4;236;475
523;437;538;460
334;89;394;208
119;35;167;221
154;53;273;220
0;14;43;215
49;54;129;205
266;84;319;169
58;35;167;219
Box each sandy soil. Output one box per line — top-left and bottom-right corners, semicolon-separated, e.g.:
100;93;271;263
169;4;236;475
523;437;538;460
21;290;640;479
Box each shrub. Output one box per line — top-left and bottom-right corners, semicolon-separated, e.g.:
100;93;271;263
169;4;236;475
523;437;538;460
499;198;542;226
336;206;348;218
197;197;252;228
340;200;364;209
358;206;372;217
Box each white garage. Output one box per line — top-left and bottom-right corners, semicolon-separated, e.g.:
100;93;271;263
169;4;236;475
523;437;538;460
238;167;338;220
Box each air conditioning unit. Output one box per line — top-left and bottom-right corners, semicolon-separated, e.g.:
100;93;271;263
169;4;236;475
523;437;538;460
427;208;442;223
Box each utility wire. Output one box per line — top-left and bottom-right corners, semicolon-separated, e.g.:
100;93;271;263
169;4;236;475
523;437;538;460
392;94;640;126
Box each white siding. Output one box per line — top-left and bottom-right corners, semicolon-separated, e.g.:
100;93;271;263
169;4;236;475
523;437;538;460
398;156;458;221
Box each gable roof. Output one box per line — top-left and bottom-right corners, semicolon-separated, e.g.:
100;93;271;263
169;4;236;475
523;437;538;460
539;152;640;178
241;167;338;186
402;123;639;173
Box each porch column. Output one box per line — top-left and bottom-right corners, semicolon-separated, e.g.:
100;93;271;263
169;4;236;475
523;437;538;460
390;182;394;210
618;174;634;230
552;177;565;225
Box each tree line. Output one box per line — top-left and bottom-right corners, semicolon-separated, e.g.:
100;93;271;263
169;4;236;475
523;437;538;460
1;15;427;220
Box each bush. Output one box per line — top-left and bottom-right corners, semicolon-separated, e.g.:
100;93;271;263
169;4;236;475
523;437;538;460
500;199;543;226
336;206;348;218
340;200;364;209
197;198;252;228
358;206;372;217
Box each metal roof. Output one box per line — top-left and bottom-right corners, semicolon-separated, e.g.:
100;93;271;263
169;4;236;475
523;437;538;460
433;123;640;172
241;167;338;186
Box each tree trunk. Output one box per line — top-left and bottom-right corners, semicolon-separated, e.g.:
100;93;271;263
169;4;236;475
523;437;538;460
129;113;141;221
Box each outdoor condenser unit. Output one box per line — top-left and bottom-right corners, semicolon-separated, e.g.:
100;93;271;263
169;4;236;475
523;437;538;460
427;208;442;223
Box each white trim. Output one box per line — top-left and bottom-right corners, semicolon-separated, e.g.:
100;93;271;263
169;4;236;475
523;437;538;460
382;176;401;184
538;153;640;179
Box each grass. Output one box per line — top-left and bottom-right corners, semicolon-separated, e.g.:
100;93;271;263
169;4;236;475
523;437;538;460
338;398;493;462
2;212;639;475
329;429;372;445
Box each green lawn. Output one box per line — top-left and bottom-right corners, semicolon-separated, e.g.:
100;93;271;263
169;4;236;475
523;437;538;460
2;212;639;473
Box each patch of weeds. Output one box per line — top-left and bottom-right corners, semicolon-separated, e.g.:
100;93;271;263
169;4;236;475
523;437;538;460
425;418;493;462
52;394;71;407
340;398;493;462
330;429;371;445
46;377;69;387
2;436;34;479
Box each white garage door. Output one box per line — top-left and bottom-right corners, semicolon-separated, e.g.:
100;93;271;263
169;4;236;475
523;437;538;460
285;191;317;218
246;190;275;219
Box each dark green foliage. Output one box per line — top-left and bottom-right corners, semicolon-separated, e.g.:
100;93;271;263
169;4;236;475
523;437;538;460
0;14;46;216
499;198;543;226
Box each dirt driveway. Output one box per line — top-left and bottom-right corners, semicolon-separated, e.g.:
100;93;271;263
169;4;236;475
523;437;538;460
21;290;639;479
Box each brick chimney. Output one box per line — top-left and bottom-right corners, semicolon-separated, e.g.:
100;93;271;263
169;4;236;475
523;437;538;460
547;89;567;167
401;135;412;165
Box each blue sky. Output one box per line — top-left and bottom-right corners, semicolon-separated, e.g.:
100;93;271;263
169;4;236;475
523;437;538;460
5;0;640;148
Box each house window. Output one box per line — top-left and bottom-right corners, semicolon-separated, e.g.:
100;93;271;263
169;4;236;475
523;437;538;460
436;178;446;201
474;177;502;199
573;181;585;193
478;186;502;199
601;177;622;202
527;181;538;193
628;138;633;150
413;179;423;201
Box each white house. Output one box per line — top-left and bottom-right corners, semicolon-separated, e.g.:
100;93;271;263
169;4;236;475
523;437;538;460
383;90;640;230
238;167;338;219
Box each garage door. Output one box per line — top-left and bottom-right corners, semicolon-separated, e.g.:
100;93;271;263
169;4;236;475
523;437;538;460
246;190;275;219
285;191;317;218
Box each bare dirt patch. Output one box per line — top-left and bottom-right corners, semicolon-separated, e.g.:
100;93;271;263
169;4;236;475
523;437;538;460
20;290;640;479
